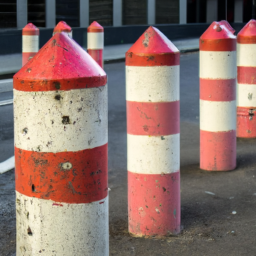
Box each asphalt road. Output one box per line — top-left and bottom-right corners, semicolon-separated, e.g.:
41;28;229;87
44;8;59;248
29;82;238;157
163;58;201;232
1;52;256;256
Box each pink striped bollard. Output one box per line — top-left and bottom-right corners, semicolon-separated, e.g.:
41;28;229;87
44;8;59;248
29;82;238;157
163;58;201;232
53;21;72;37
200;21;237;171
22;23;39;66
126;26;180;237
87;21;104;68
237;20;256;138
14;33;108;255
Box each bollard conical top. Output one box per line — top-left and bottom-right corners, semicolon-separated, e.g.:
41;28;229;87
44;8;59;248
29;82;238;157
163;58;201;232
53;21;72;34
237;19;256;43
14;32;106;92
22;23;39;35
200;21;236;51
87;21;104;32
219;20;235;34
126;26;179;66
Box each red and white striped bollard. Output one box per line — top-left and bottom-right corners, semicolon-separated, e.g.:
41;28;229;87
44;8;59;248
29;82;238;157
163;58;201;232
14;33;108;255
126;26;180;237
53;21;72;38
200;21;237;171
22;23;39;66
87;21;104;68
237;19;256;138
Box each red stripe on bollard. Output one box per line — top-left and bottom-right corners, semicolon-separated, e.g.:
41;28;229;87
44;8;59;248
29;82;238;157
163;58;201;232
126;26;180;237
127;101;179;136
237;66;256;84
200;130;236;171
200;78;236;101
128;171;180;236
237;20;256;138
15;144;108;204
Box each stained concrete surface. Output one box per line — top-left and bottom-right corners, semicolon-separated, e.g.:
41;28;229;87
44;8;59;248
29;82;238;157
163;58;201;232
1;52;256;255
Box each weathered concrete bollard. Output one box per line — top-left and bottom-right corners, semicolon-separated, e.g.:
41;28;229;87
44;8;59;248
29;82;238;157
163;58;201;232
53;21;72;37
126;26;180;237
87;21;104;68
237;20;256;138
14;33;108;255
22;23;39;66
200;21;236;171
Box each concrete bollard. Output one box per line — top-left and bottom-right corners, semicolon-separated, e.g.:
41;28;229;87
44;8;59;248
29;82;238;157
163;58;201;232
237;20;256;138
87;21;104;68
53;21;72;37
14;33;109;255
200;21;236;171
126;26;180;237
22;23;39;66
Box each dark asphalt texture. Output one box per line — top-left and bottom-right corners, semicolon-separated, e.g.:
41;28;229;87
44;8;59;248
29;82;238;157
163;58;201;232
1;52;256;256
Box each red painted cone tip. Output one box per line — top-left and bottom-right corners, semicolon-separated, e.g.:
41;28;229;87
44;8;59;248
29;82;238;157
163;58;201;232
87;21;104;32
237;19;256;43
14;32;106;91
54;21;72;33
22;23;39;35
219;20;235;34
23;23;39;31
127;26;179;54
200;21;236;40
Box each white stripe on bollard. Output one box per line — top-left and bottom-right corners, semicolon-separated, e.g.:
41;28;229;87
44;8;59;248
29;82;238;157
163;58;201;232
127;134;180;174
126;66;179;102
200;51;236;79
87;32;104;49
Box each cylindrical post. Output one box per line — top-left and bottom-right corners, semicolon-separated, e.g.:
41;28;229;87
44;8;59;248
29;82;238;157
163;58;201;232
126;26;180;237
53;21;72;37
200;22;237;171
14;33;108;255
87;21;104;68
22;23;39;66
237;20;256;138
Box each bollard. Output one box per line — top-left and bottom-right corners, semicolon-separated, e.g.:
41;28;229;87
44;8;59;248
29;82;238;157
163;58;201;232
87;21;104;68
126;26;180;237
219;20;236;34
14;33;108;255
200;21;236;171
22;23;39;66
53;21;72;37
237;20;256;138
